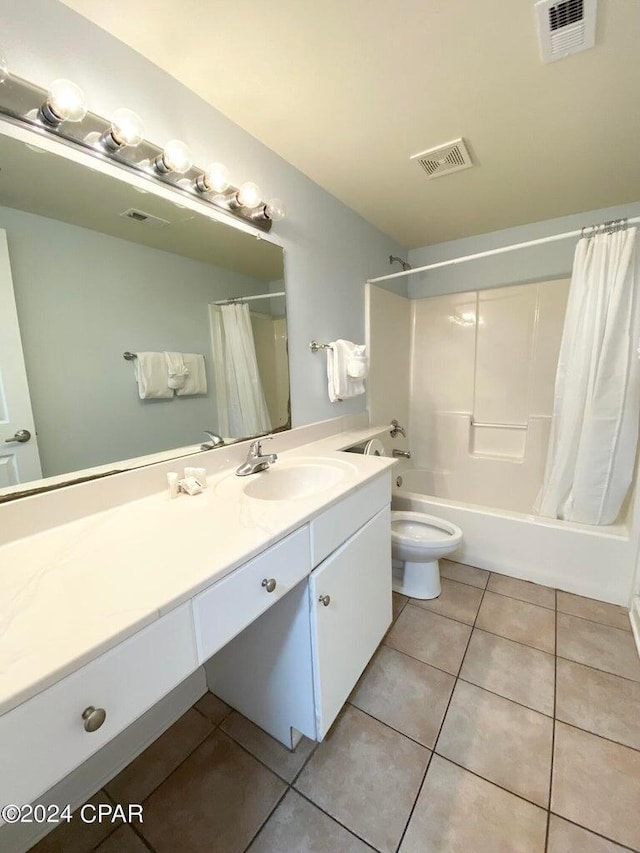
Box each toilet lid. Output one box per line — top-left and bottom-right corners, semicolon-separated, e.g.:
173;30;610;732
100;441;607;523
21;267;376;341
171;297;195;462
391;511;462;544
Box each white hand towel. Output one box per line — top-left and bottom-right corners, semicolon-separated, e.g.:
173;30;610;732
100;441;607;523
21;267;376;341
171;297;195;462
176;353;207;396
164;351;189;390
347;344;369;380
135;352;173;399
326;340;366;401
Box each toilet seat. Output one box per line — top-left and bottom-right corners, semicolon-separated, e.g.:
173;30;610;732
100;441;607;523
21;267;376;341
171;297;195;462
391;511;462;554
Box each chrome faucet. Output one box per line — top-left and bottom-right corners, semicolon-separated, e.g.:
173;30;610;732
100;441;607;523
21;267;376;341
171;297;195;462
390;419;406;439
201;430;225;450
236;437;278;476
392;449;411;459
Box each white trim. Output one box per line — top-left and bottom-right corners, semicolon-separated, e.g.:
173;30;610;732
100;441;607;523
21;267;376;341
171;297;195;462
631;596;640;658
0;119;285;249
368;218;640;284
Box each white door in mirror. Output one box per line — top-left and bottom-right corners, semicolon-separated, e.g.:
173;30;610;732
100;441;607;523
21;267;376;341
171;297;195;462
0;229;42;487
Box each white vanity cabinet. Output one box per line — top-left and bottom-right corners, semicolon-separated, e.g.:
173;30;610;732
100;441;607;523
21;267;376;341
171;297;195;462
206;473;392;745
0;603;197;811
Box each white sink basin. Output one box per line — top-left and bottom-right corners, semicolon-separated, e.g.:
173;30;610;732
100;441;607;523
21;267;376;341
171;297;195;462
242;458;356;501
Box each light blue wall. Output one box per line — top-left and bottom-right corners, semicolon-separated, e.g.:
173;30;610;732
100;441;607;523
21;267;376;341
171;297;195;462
1;0;406;430
407;201;640;298
2;205;270;476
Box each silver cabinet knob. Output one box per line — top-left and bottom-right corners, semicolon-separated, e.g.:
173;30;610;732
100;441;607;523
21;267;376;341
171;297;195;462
318;594;331;607
82;706;106;732
4;429;31;444
262;578;277;593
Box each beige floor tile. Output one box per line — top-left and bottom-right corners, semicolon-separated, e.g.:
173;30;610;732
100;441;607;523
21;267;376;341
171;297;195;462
29;791;122;853
557;613;640;682
295;705;429;853
220;711;316;782
106;708;212;804
547;815;629;853
399;755;547;853
249;789;371;852
476;592;555;653
139;729;286;853
552;722;640;850
411;577;483;625
488;574;555;609
392;591;409;621
460;629;555;715
440;559;489;589
94;826;148;853
436;681;553;806
557;591;631;632
556;657;640;751
194;691;232;726
350;644;455;747
385;604;472;675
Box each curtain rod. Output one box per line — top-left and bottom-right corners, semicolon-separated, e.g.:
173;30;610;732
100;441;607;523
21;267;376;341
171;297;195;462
368;216;640;284
212;291;285;305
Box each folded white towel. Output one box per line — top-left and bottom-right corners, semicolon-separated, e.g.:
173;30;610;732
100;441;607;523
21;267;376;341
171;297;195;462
176;353;207;396
165;351;189;390
347;344;369;380
326;339;366;402
135;352;173;399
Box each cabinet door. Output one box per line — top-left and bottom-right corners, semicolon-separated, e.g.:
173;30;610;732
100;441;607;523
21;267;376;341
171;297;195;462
309;505;391;739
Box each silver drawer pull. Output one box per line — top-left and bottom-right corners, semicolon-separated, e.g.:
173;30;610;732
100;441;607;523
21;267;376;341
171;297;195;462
262;578;277;593
318;594;331;607
82;706;106;732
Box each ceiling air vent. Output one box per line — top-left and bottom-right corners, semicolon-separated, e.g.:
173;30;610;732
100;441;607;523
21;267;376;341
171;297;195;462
410;138;474;180
535;0;597;63
120;208;170;228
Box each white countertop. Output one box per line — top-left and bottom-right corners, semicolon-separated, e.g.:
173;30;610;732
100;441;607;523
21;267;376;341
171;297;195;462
0;427;395;715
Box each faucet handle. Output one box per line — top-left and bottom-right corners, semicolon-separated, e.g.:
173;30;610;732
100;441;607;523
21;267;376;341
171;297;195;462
250;435;273;456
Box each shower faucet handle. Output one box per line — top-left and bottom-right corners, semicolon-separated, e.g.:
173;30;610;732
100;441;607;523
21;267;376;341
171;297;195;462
390;419;406;438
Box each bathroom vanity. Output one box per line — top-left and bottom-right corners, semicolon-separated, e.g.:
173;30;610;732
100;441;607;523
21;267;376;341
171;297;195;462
0;427;394;824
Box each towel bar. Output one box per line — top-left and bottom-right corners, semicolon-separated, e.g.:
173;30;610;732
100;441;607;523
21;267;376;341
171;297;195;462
123;352;137;360
310;340;332;352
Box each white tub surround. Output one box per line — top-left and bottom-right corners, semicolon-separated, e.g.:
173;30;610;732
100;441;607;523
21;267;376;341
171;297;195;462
0;418;394;824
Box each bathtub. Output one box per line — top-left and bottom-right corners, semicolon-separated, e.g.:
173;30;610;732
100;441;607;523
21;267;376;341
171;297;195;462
392;467;637;606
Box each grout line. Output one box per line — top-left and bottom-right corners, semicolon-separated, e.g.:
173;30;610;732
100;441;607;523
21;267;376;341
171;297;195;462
555;651;640;685
241;784;289;852
346;701;437;752
548;812;640;853
394;580;490;851
482;587;556;611
400;600;479;629
456;675;554;718
556;608;634;634
291;789;381;852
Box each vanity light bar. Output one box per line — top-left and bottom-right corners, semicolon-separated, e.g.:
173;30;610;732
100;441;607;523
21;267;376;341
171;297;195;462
0;69;283;233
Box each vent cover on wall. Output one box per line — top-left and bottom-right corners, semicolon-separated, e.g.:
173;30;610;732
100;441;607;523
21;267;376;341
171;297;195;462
410;138;474;180
535;0;597;63
120;208;170;228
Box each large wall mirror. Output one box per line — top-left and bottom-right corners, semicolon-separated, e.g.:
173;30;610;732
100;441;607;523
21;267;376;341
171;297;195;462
0;124;289;500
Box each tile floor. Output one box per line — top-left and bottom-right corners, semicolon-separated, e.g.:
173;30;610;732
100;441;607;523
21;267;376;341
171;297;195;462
31;560;640;853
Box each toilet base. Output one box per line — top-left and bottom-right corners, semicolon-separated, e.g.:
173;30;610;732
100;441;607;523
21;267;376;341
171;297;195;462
392;558;442;600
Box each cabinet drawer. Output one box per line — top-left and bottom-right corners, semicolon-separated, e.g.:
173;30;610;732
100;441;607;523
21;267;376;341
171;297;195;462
0;604;197;812
193;526;311;663
311;473;391;566
310;505;392;738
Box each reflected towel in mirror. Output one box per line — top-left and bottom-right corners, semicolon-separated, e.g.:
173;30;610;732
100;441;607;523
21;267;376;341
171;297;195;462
165;351;189;390
135;352;173;399
175;353;207;396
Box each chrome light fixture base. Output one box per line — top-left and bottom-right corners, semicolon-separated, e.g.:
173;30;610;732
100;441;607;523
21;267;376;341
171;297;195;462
0;73;274;233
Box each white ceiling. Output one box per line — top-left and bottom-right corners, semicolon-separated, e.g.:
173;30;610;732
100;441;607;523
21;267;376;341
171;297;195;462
60;0;640;248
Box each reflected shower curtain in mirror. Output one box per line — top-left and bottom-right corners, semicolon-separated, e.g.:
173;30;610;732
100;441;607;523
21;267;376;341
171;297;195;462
536;227;639;525
209;303;272;438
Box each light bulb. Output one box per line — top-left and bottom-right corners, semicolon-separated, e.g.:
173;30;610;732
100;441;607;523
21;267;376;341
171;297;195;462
107;108;145;148
41;79;87;125
265;198;286;221
154;139;193;174
237;181;262;209
196;162;230;193
0;51;8;84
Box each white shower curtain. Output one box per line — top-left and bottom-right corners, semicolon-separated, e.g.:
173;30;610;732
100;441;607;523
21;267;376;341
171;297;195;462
536;227;639;525
209;303;272;438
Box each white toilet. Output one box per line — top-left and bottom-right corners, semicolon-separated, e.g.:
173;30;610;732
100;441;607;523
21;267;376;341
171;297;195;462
391;511;463;599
